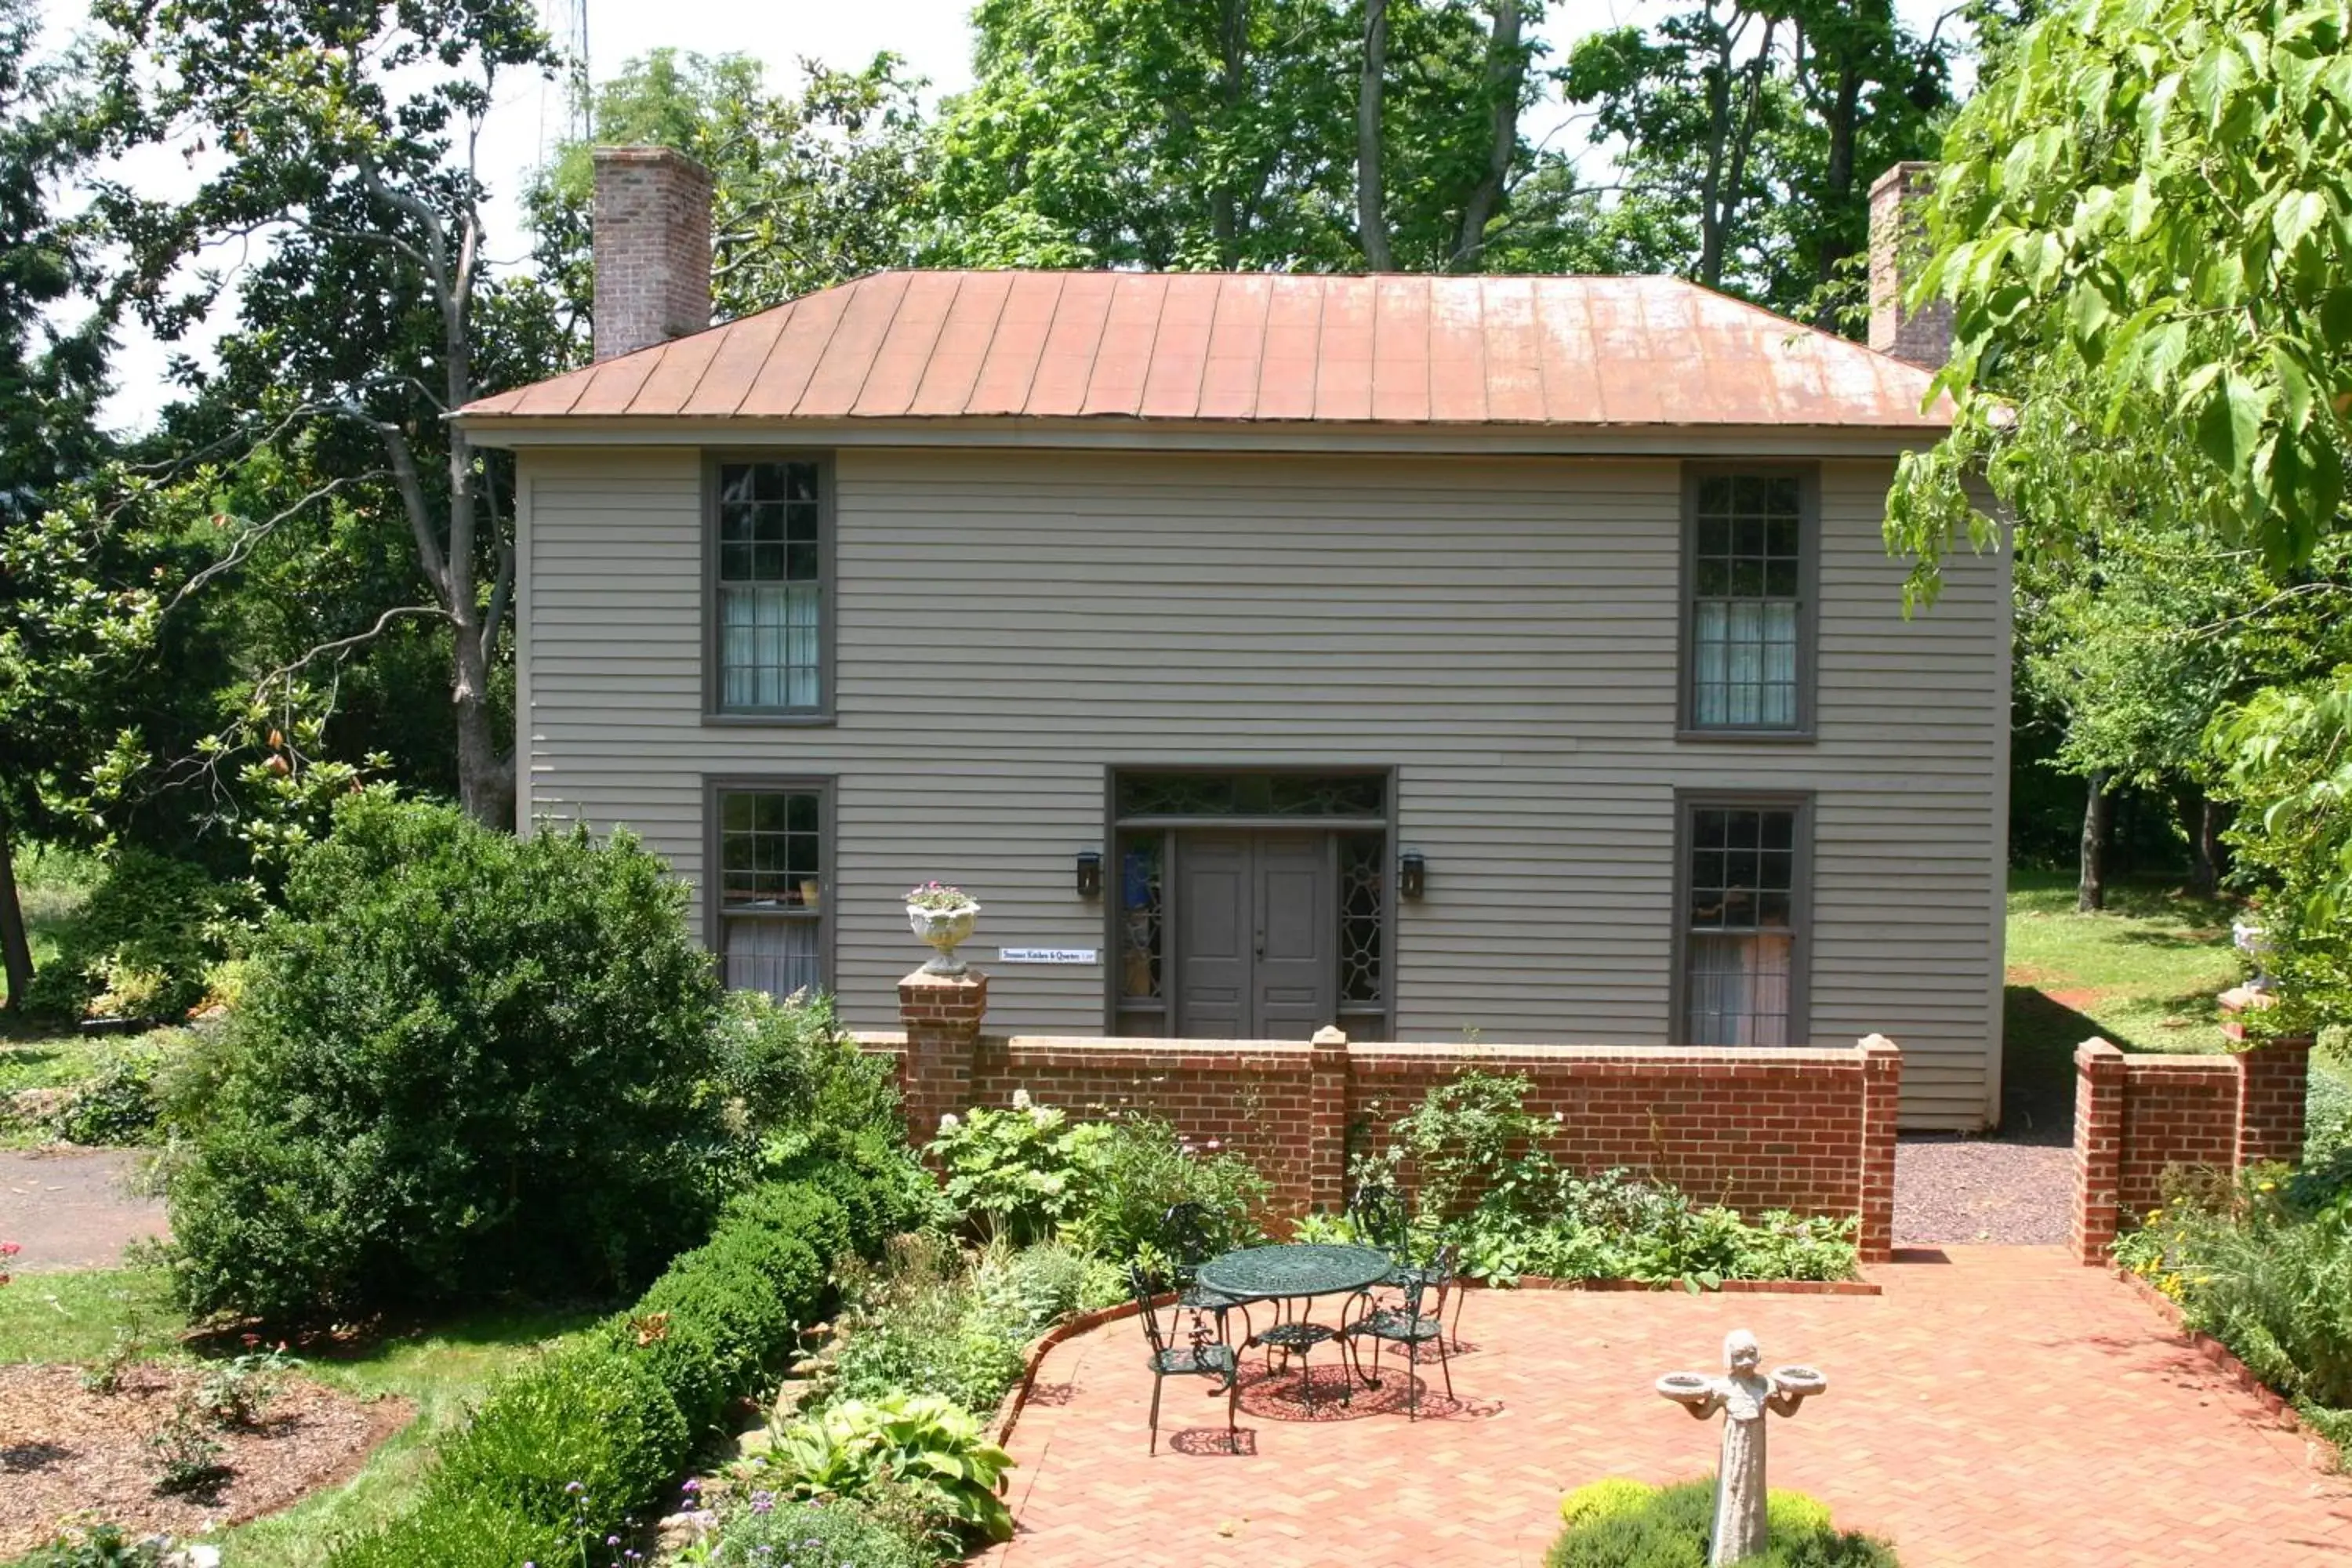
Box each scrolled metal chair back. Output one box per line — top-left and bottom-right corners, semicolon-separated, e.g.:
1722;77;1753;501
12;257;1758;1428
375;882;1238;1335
1159;1200;1218;1276
1349;1180;1410;1259
1127;1262;1172;1357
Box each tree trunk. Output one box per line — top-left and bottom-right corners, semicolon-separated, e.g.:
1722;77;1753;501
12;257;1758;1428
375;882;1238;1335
1356;0;1392;271
1812;59;1863;315
452;629;516;831
1452;0;1523;268
0;798;34;1011
2078;770;2111;913
2181;789;2226;899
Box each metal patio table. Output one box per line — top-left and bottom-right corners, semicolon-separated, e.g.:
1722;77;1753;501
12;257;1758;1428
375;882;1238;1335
1193;1243;1394;1411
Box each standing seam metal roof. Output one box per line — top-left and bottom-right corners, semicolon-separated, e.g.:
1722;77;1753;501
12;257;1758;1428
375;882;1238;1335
457;270;1950;429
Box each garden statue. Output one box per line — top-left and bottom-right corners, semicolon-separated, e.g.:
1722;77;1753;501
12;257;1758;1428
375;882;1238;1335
1655;1330;1828;1566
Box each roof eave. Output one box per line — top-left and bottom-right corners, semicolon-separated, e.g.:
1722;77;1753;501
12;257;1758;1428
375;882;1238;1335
456;413;1949;459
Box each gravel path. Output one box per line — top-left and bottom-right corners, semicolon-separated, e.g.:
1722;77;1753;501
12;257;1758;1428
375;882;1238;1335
0;1149;169;1272
1895;1134;2073;1246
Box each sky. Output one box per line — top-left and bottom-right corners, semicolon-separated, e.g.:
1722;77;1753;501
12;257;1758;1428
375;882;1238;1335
38;0;1969;431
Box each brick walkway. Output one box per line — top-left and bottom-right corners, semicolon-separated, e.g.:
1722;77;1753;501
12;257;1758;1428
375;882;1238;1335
985;1248;2352;1567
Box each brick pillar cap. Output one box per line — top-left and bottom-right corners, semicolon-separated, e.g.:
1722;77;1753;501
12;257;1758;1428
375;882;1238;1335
1310;1025;1348;1047
2075;1036;2125;1067
1857;1033;1900;1057
900;965;988;991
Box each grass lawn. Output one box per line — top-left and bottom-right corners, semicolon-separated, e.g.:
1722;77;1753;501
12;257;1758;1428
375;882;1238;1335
2000;868;2351;1149
0;1261;601;1566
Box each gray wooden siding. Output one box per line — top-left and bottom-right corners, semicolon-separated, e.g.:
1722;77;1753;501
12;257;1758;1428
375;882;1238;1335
518;447;2005;1128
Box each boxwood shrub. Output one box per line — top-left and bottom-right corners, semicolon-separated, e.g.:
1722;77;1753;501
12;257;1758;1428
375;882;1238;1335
1547;1478;1897;1567
323;1159;895;1568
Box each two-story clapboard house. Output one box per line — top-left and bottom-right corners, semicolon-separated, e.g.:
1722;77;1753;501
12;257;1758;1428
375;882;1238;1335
458;152;2005;1130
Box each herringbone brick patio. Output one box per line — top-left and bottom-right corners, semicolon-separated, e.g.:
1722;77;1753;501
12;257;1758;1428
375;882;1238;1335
982;1247;2352;1567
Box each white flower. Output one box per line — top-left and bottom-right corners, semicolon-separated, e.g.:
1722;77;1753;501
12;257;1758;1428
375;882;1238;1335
938;1112;961;1131
1205;1139;1221;1151
1011;1088;1033;1110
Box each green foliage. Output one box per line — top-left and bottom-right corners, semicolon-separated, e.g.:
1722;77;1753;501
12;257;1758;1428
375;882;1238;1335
430;1342;688;1537
822;1234;1120;1420
326;1156;902;1568
22;850;255;1022
697;1495;935;1568
1359;1072;1858;1286
926;1097;1109;1246
50;1034;181;1146
193;1344;296;1428
2116;1168;2352;1421
1545;1477;1900;1567
149;1397;230;1497
768;1392;1014;1547
1060;1112;1270;1263
626;1184;839;1432
1559;2;1955;314
19;1523;170;1568
164;794;731;1319
968;1237;1125;1341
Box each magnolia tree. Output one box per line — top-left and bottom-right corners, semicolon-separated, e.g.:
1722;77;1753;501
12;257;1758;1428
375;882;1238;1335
1889;0;2352;1021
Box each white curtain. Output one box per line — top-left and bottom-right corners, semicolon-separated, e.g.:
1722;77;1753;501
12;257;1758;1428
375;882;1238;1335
1694;601;1798;726
721;583;822;708
1687;932;1792;1046
724;918;821;1001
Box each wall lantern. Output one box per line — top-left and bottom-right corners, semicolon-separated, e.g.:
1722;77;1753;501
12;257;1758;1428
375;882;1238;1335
1076;848;1104;898
1399;850;1427;900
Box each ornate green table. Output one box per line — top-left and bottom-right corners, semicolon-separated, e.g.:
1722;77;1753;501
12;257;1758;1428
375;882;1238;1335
1195;1243;1394;1305
1194;1243;1394;1412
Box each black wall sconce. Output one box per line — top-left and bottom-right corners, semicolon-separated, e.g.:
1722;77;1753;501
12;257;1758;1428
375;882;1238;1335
1399;849;1426;900
1076;848;1103;898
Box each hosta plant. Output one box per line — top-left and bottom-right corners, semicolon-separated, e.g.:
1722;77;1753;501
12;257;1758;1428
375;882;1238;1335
768;1393;1014;1544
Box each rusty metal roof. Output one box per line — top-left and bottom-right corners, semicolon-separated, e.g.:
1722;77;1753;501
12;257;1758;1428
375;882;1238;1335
458;270;1949;430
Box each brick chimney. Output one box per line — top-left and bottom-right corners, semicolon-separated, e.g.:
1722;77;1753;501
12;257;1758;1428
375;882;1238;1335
1867;162;1953;370
591;146;713;362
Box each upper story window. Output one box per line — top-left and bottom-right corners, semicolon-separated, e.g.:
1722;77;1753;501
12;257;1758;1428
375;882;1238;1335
711;458;828;717
1685;470;1811;735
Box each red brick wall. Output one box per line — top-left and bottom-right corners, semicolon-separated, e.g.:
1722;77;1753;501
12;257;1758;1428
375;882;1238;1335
865;975;1902;1261
2071;1022;2314;1264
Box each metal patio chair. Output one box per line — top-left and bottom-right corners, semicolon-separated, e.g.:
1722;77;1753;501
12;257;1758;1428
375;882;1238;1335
1343;1243;1457;1421
1129;1263;1240;1454
1160;1200;1254;1343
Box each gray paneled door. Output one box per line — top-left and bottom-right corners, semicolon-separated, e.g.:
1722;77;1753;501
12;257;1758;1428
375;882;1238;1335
1174;831;1336;1038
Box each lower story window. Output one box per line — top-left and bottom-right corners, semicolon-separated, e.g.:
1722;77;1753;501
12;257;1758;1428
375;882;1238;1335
714;783;828;999
1680;797;1808;1046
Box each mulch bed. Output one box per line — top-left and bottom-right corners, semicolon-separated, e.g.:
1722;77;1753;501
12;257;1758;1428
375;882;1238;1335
0;1363;413;1558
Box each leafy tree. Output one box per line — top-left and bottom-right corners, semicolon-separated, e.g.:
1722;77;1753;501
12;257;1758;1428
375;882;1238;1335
0;0;115;1007
1888;0;2352;1018
528;49;933;346
929;0;1583;274
86;0;564;829
1556;0;1958;319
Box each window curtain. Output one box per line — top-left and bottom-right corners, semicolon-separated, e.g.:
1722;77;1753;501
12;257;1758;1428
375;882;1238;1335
1686;932;1792;1046
1693;601;1798;726
723;917;820;1000
721;583;822;708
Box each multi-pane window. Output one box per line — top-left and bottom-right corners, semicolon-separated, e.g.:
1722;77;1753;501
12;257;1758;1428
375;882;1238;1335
717;787;826;1000
1682;801;1804;1047
1690;473;1804;730
716;460;823;712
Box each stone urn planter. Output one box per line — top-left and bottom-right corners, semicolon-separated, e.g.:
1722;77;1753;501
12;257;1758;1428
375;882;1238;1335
906;882;982;975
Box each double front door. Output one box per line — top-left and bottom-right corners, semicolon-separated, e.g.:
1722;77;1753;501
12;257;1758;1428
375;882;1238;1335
1174;830;1337;1038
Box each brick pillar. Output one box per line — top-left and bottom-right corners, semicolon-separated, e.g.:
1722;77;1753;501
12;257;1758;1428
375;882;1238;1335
1307;1026;1351;1216
1855;1034;1902;1264
2072;1038;2127;1265
898;966;988;1147
2221;985;2314;1169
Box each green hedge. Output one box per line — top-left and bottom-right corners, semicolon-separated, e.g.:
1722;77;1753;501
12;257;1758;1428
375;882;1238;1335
323;1157;892;1566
